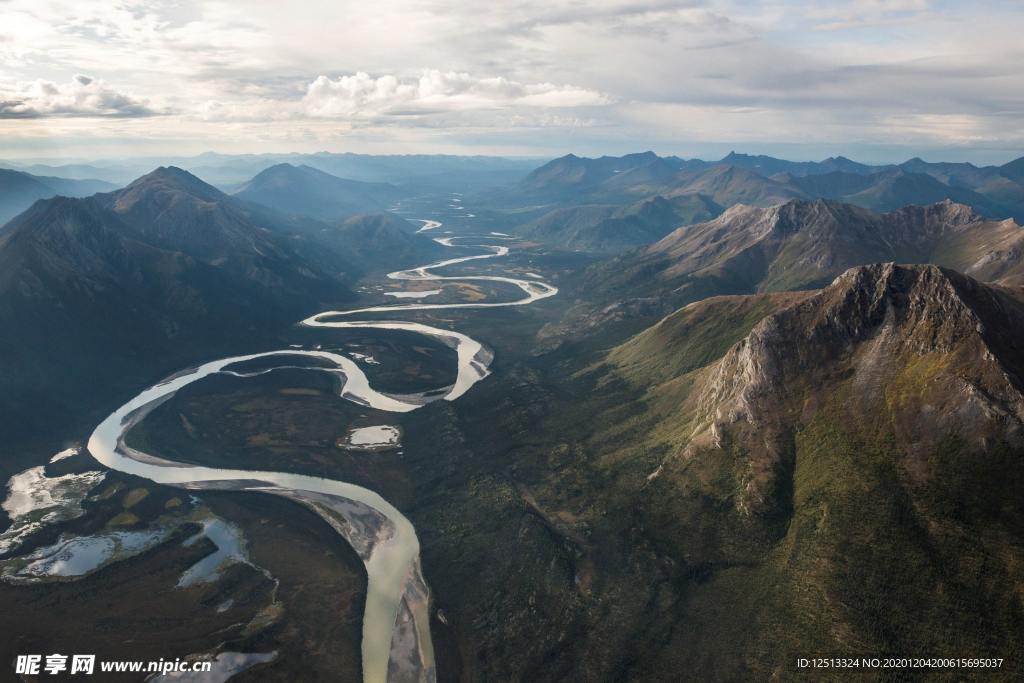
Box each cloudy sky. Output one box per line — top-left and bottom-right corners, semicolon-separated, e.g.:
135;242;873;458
1;0;1022;163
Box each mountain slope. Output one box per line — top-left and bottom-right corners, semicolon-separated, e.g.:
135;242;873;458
460;263;1024;680
584;264;1024;678
518;151;671;195
0;168;117;225
841;168;1008;215
586;199;1024;310
234;163;405;220
0;168;355;446
510;153;800;208
93;166;359;289
518;194;722;252
715;151;876;177
661;165;804;207
1000;155;1024;183
331;213;448;271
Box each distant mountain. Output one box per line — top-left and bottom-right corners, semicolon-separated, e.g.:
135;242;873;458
784;167;1008;216
715;151;876;177
0;167;355;445
1001;155;1024;183
586;263;1024;675
897;156;1000;188
501;152;1024;224
517;151;685;199
842;168;1008;215
816;154;880;175
0;168;116;225
504;153;802;211
7;153;541;191
234;163;406;220
329;213;448;271
3;162;132;184
777;169;877;197
519;194;722;252
662;165;804;207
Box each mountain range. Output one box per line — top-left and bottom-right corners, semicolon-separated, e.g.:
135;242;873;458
0;165;436;446
517;194;722;252
533;198;1024;345
496;151;1024;253
0;168;116;225
2;152;541;191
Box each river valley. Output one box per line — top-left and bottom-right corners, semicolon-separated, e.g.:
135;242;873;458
85;198;558;683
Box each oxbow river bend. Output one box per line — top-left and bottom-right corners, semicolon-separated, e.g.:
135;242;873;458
87;218;557;683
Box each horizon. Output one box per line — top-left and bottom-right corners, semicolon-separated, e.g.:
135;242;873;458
5;147;1024;170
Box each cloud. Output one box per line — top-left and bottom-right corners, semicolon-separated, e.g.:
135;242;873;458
1;0;1023;161
0;74;158;118
301;70;610;118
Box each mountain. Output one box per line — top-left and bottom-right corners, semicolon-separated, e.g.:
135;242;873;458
571;199;1024;337
646;263;1024;515
96;166;360;276
500;154;802;216
4;153;542;190
596;156;693;193
898;157;988;184
329;213;448;270
0;167;354;446
516;151;682;198
500;152;1024;225
843;168;1008;215
661;165;804;206
714;151;836;177
779;167;1009;216
779;169;876;197
816;154;879;174
234;163;406;220
1001;155;1024;183
3;162;129;184
518;194;722;252
0;168;116;225
579;263;1024;676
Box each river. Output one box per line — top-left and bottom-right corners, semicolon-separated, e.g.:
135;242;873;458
87;216;557;683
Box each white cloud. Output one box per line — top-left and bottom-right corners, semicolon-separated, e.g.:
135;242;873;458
301;70;610;118
0;74;157;118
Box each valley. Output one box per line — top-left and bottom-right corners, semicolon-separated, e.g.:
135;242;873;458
7;4;1024;680
2;154;1024;682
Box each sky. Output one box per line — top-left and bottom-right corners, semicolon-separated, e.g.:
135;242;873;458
1;0;1023;164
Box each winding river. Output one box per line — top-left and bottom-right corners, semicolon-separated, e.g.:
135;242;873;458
87;215;557;683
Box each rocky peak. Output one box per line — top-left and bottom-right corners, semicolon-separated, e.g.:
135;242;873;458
684;263;1024;515
887;198;980;229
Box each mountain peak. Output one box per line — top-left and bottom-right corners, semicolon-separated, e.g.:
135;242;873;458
234;161;403;220
686;262;1024;514
1000;155;1024;182
120;165;224;203
887;198;981;227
